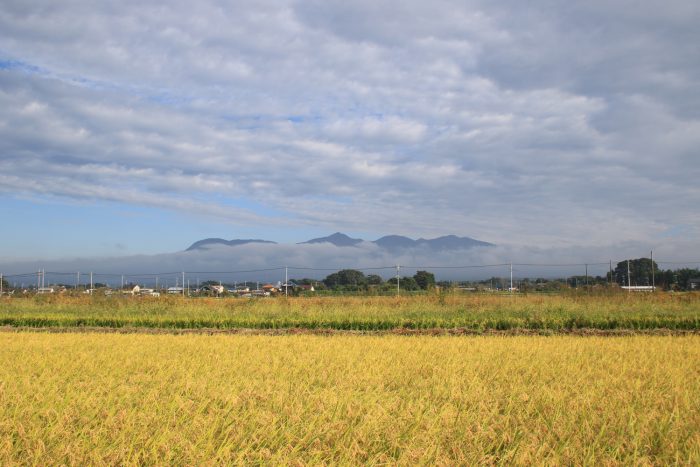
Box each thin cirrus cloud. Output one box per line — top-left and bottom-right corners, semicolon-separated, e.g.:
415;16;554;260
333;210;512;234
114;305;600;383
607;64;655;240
0;0;698;261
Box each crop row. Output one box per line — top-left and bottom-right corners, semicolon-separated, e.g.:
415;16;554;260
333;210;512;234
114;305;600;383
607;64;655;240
2;315;700;331
1;293;699;331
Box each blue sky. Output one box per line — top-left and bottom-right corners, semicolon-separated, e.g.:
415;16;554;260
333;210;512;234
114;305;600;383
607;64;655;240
1;0;699;264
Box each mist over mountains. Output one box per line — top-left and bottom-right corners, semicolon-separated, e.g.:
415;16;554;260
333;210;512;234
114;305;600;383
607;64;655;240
2;231;695;284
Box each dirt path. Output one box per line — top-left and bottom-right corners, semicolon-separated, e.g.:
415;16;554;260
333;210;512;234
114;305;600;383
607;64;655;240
1;326;698;336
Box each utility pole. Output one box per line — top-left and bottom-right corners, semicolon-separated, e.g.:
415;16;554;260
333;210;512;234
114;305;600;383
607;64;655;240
396;265;401;296
609;260;612;287
651;250;655;291
285;267;288;297
510;263;513;294
627;260;631;292
585;264;588;289
121;275;124;290
182;272;185;297
90;272;93;292
1;273;3;296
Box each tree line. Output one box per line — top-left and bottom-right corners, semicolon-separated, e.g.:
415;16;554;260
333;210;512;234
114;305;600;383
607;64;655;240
295;269;436;292
468;258;699;291
306;259;699;293
2;258;697;295
609;258;698;290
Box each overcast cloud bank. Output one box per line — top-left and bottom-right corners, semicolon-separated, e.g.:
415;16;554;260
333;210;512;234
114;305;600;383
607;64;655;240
1;0;699;258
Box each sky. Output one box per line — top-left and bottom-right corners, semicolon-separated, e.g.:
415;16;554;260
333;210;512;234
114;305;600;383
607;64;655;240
1;0;699;272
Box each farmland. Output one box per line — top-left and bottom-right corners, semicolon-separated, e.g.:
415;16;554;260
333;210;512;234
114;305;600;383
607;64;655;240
1;292;699;331
2;293;699;463
1;333;699;464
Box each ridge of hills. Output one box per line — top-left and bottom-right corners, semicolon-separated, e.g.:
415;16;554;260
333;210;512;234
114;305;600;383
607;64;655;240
185;238;277;251
186;232;493;252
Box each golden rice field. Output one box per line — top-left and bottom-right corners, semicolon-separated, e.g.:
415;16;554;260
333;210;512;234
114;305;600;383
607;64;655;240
1;332;699;464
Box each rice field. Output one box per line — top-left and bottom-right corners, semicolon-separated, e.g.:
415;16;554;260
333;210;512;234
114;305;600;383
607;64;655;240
2;293;698;463
1;292;699;331
1;332;699;464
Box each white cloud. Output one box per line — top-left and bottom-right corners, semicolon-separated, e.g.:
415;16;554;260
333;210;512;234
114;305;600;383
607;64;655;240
0;0;698;257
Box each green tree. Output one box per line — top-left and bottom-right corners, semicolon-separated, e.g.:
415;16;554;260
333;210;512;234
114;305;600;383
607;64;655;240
613;258;659;286
366;274;383;285
387;276;419;291
413;270;436;290
323;269;367;288
672;268;700;290
291;278;320;286
400;277;419;291
201;280;221;286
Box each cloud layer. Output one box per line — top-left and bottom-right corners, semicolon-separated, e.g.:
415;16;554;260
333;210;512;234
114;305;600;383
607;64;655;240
1;0;699;256
4;240;699;285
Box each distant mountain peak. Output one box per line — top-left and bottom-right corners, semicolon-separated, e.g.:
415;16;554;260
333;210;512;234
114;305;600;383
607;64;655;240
299;232;364;247
373;235;416;249
186;238;277;251
417;235;493;250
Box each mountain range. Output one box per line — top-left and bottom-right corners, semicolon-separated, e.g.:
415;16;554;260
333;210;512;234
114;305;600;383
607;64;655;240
186;232;493;252
185;238;277;251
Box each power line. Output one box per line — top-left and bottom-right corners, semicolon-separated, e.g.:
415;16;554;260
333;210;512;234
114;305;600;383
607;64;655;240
3;259;698;283
186;267;286;274
1;272;41;278
656;261;700;265
511;262;610;267
401;263;509;269
289;266;396;272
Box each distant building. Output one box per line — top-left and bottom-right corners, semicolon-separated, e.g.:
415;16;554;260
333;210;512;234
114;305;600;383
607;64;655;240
621;286;656;292
689;279;700;290
200;285;224;295
138;288;159;297
279;281;298;294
